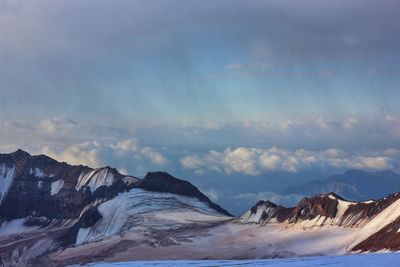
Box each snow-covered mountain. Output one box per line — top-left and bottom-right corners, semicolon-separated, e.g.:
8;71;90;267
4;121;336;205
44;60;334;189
1;150;400;266
240;192;400;252
283;169;400;201
0;150;231;266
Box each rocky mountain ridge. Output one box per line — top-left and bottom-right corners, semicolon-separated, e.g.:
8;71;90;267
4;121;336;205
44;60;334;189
1;150;400;266
241;191;400;252
0;150;231;266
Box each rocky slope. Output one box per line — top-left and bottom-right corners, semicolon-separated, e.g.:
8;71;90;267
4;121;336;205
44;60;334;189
0;150;232;266
240;191;400;252
1;150;400;266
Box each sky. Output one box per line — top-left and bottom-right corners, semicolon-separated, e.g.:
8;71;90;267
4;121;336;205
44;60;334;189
1;0;400;214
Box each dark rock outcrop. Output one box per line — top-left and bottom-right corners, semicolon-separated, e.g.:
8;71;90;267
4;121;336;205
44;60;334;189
138;171;232;216
0;150;138;222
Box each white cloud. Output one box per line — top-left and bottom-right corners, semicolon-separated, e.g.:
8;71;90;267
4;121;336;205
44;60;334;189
42;141;100;167
180;146;397;176
38;117;77;134
351;156;392;170
201;188;220;202
222;147;260;175
140;147;167;166
110;139;167;166
111;138;138;152
342;117;359;129
180;155;203;170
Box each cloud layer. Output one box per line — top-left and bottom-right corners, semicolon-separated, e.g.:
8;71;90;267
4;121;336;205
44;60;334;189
181;147;396;176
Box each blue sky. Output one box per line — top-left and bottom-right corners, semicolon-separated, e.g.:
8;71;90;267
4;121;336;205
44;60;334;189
1;0;400;214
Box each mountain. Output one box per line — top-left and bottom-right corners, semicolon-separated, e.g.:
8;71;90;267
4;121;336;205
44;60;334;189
283;169;400;201
240;192;400;252
0;150;232;266
2;150;400;266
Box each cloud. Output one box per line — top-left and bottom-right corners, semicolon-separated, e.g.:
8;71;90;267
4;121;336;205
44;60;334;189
181;146;397;176
38;117;78;134
110;138;166;166
2;115;400;177
140;147;167;166
201;188;220;202
351;156;392;170
222;147;260;175
42;141;100;167
110;139;138;152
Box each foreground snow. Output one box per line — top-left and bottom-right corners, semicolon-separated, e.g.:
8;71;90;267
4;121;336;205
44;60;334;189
73;253;400;266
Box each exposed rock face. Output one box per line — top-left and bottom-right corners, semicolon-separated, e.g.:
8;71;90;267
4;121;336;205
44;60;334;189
241;200;293;224
288;194;340;223
0;150;232;266
3;149;400;265
138;172;232;216
241;191;400;252
352;216;400;252
0;150;139;221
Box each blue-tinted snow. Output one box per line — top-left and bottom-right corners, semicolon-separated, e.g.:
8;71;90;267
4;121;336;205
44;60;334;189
73;253;400;267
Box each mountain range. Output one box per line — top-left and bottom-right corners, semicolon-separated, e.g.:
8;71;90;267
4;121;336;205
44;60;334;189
283;169;400;201
1;150;400;266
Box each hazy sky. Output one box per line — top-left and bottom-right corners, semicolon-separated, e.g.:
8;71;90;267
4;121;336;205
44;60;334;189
1;0;400;214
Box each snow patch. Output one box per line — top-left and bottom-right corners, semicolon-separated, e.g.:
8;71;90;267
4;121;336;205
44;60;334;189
76;228;91;245
0;164;15;204
240;205;277;224
30;168;45;178
51;180;64;195
0;218;38;236
75;168;116;192
69;253;400;267
75;189;229;244
37;180;45;189
348;197;400;249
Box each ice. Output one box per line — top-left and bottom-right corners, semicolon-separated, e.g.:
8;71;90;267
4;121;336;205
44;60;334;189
240;204;277;224
75;168;116;192
0;218;38;236
348;198;400;249
51;179;64;195
75;188;229;244
30;167;45;178
69;252;400;267
0;164;15;204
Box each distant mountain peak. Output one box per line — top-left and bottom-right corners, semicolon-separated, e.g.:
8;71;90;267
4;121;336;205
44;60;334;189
322;192;347;201
10;148;31;159
284;169;400;202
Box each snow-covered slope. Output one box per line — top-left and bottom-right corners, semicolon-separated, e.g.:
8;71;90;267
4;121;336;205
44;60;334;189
76;188;230;244
239;191;400;255
0;164;15;204
0;150;232;266
71;253;400;267
2;150;400;266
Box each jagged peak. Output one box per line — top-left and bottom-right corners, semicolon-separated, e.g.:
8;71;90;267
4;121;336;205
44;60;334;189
250;200;278;214
10;149;31;158
315;192;347;201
